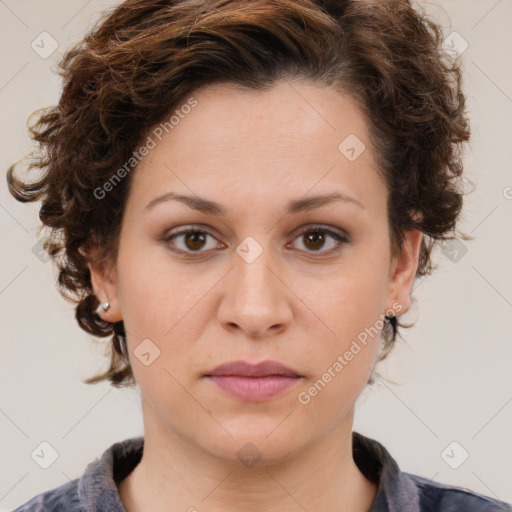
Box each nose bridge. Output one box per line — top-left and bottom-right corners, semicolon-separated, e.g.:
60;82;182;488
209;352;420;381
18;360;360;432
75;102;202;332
219;234;292;336
233;235;277;303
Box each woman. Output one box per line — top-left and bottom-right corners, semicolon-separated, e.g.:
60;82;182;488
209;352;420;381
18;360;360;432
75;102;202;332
6;0;511;510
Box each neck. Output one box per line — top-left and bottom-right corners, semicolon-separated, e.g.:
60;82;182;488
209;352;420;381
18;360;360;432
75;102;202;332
119;404;377;512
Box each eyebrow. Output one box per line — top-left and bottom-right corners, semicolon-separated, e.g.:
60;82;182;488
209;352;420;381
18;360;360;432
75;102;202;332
144;191;364;215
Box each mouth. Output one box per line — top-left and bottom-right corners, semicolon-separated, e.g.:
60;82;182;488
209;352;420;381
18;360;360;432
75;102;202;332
203;360;303;402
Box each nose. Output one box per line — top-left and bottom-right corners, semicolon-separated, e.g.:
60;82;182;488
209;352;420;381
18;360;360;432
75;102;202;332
217;242;293;338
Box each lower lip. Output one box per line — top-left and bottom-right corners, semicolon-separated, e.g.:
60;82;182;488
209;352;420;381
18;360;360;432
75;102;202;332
206;375;300;402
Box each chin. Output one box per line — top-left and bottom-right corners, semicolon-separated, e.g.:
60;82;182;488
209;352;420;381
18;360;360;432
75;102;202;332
197;418;306;467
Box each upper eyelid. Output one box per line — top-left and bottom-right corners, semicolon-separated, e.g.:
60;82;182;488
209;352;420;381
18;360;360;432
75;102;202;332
164;223;348;239
295;224;348;237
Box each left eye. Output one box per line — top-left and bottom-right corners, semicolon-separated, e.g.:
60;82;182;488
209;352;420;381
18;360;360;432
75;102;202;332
162;225;348;256
289;225;349;254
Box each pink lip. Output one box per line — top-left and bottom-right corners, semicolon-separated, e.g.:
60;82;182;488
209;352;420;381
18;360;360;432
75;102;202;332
204;360;302;402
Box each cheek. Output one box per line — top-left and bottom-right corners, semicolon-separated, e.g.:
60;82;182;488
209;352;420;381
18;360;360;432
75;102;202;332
115;233;210;332
309;282;384;377
114;243;226;395
295;273;387;423
309;253;390;335
298;250;390;387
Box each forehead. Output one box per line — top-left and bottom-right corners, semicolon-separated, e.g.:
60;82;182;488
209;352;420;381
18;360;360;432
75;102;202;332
127;79;386;217
160;80;370;158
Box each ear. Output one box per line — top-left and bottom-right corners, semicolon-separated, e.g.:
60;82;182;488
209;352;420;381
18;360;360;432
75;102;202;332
386;228;423;316
88;260;123;323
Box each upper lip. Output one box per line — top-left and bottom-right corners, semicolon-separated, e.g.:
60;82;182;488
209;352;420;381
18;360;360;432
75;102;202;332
204;360;302;378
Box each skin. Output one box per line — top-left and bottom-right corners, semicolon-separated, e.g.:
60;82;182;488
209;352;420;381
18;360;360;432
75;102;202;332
89;78;423;512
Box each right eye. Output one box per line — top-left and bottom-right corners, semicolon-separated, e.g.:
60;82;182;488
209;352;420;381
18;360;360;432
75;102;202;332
161;227;225;255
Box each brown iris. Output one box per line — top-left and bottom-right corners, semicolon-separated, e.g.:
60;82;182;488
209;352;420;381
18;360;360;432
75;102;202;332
184;232;207;251
302;231;325;251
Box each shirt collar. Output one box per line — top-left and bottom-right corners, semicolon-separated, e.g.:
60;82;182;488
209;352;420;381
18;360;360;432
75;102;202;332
78;436;144;512
77;432;419;512
353;432;420;511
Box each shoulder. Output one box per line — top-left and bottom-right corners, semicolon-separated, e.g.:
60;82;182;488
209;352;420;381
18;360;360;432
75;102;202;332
406;473;512;512
10;478;82;512
10;436;144;512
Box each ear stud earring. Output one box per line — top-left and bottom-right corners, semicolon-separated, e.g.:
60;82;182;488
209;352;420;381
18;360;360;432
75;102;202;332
94;302;111;315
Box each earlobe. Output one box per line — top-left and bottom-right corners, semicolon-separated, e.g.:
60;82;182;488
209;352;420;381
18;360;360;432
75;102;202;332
387;229;423;316
88;261;123;323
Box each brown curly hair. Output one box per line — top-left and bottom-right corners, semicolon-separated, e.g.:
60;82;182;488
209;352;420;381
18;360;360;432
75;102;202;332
6;0;470;388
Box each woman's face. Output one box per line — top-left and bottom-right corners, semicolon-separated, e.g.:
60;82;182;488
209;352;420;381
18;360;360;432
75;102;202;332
90;79;422;463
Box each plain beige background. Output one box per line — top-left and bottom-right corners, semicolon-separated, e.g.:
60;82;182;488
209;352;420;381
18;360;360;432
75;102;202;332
1;0;511;509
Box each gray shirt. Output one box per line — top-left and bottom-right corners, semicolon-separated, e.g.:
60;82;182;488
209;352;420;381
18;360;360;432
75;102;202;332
12;432;511;511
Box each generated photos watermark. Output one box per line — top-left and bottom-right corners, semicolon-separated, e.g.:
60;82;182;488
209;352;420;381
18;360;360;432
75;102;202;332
93;96;198;200
297;301;403;405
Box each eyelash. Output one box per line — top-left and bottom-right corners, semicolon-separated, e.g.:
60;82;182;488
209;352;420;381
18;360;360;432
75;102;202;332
161;224;349;258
